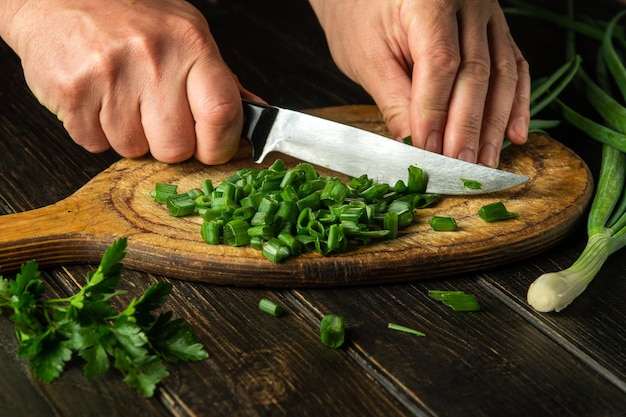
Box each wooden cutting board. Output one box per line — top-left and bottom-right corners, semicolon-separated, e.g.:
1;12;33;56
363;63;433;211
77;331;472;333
0;106;593;287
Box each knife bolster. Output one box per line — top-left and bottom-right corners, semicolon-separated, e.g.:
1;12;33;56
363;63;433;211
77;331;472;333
241;100;279;162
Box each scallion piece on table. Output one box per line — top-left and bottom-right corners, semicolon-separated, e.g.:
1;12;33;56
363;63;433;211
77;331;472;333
429;216;458;231
388;323;426;337
478;202;519;222
258;298;284;317
320;314;345;349
428;290;480;311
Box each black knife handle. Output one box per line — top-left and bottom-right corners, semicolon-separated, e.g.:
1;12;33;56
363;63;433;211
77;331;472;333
241;100;278;161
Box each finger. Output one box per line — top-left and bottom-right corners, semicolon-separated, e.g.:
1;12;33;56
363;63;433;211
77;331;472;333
440;7;491;164
139;77;196;164
505;38;530;146
477;14;522;167
54;85;111;154
99;87;150;159
338;28;413;141
187;55;242;165
358;56;413;141
407;7;460;154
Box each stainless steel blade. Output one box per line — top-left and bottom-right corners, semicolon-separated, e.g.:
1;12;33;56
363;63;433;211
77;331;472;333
242;101;529;195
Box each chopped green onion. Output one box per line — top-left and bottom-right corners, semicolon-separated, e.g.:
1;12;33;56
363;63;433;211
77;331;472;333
413;194;442;209
387;323;426;337
407;165;428;193
383;211;399;239
320;314;345;348
153;158;437;263
478;202;519;222
258;298;284;317
428;290;480;311
427;290;465;301
152;183;178;203
460;178;483;190
320;181;349;205
429;216;458;231
201;179;213;196
223;219;251;247
277;231;302;255
166;193;196;217
262;238;291;263
200;220;223;245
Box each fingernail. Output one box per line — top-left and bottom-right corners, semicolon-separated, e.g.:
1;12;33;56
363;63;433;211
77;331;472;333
457;148;476;163
478;143;498;168
425;131;441;152
513;117;529;141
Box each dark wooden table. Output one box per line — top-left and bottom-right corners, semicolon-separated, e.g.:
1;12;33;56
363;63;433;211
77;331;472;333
1;1;625;416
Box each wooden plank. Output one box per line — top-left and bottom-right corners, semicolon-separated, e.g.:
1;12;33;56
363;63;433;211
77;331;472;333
27;267;416;417
478;227;626;390
287;278;626;416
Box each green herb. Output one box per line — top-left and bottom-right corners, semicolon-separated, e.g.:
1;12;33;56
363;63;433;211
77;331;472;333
460;178;483;190
258;298;284;317
429;216;458;231
0;238;208;397
320;314;345;348
508;3;626;312
387;323;426;337
151;183;178;203
428;290;481;311
478;202;519;222
153;161;442;263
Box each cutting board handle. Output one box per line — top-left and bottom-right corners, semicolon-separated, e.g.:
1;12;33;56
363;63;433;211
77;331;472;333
0;193;125;273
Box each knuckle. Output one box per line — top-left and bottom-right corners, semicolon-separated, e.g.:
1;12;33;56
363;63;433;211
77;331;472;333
492;56;519;85
460;58;491;82
426;46;461;76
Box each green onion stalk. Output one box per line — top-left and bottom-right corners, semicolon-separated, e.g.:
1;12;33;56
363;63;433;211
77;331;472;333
527;10;626;312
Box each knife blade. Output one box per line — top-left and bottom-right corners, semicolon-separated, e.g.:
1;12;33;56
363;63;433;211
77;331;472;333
241;100;528;195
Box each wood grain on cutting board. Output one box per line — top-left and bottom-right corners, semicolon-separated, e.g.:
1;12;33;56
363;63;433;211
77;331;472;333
0;106;593;287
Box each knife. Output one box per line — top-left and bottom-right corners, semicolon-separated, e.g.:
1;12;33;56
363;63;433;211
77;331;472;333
241;100;528;195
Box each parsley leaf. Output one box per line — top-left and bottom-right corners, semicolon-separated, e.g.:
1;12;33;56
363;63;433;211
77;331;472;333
0;237;209;397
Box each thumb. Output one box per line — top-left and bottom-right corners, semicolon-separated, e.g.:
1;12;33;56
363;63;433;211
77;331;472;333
187;56;243;165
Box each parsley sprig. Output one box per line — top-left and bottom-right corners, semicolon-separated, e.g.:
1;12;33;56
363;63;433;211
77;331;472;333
0;237;208;397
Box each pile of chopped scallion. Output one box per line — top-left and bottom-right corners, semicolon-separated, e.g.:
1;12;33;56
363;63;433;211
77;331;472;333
151;160;441;263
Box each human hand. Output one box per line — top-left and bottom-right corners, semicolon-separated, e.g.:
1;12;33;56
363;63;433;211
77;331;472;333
309;0;530;168
0;0;259;164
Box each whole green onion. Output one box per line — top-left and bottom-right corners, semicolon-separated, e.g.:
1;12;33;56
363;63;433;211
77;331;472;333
523;6;626;312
